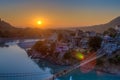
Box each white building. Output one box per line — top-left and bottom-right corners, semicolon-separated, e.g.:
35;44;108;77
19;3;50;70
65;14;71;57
103;43;118;55
115;25;120;33
48;32;58;42
80;38;89;49
85;31;96;37
56;42;69;58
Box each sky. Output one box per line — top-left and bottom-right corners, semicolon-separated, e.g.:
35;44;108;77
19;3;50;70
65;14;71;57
0;0;120;28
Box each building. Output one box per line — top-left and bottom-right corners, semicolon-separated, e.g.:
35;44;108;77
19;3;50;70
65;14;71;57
48;32;58;42
56;42;69;58
73;30;84;47
85;31;96;37
80;38;89;49
103;42;118;55
115;25;120;33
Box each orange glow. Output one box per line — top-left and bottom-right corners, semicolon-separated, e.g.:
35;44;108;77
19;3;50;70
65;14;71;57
80;52;96;73
31;17;50;29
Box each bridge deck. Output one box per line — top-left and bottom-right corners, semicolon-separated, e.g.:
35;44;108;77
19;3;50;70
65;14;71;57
45;49;106;80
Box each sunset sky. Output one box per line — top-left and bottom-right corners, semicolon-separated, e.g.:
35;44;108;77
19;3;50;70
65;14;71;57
0;0;120;28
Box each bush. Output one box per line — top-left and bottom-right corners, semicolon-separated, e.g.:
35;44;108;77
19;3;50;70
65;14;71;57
63;51;71;59
96;59;104;66
32;41;48;55
88;36;102;51
103;28;117;38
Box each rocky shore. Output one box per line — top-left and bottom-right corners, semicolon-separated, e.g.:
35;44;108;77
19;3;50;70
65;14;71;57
27;49;79;66
95;51;120;75
27;48;120;75
95;65;120;75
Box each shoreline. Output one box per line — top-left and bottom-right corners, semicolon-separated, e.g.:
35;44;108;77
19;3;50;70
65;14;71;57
95;66;120;75
27;50;120;75
0;37;41;41
27;50;73;66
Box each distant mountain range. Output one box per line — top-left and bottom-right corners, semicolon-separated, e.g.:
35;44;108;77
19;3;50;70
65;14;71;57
79;16;120;33
0;19;42;38
0;16;120;33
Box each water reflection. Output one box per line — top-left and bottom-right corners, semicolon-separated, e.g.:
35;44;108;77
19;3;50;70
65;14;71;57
0;42;9;47
34;59;69;74
0;40;52;80
35;54;120;80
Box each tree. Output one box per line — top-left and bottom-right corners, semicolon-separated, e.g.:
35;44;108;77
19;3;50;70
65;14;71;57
58;33;64;41
63;51;71;59
103;28;117;37
88;36;102;51
32;40;48;55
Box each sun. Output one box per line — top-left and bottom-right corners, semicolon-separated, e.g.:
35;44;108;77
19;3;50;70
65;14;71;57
37;20;42;25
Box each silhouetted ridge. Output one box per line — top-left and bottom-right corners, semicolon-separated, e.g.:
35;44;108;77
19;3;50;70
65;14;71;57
0;18;14;30
108;16;120;25
79;16;120;33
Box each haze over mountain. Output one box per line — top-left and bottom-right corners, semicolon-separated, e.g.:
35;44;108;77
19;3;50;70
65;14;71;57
0;18;15;30
0;18;42;38
79;16;120;33
0;16;120;33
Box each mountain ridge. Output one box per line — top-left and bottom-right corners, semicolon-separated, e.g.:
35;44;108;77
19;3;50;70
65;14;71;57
0;16;120;33
79;16;120;33
0;19;15;30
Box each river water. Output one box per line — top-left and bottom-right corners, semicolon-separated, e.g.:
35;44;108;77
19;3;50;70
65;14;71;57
0;40;119;80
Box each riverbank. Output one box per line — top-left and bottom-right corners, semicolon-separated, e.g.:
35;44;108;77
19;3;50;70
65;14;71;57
0;37;41;41
95;51;120;75
95;65;120;75
27;49;80;66
29;52;120;75
27;49;120;75
27;47;120;74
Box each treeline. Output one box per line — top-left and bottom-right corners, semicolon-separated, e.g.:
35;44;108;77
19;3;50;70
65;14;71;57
0;28;46;38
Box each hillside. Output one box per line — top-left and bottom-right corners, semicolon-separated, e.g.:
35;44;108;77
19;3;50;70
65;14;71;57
79;16;120;33
1;16;120;33
0;19;52;38
0;19;15;30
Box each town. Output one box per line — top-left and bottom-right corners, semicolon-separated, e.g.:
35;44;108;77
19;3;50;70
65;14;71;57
1;0;120;80
26;25;120;67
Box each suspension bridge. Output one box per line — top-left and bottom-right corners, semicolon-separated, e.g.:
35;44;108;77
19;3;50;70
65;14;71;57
45;48;106;80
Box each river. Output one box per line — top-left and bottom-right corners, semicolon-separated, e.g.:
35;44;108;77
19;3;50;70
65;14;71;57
0;39;119;80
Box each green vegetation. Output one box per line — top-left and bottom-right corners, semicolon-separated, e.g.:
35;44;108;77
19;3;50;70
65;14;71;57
88;36;102;51
108;55;120;65
31;40;80;65
32;41;48;55
103;28;117;37
0;28;43;38
96;58;104;66
63;51;72;59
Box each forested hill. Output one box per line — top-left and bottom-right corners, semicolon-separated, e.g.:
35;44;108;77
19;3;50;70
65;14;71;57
0;19;46;38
